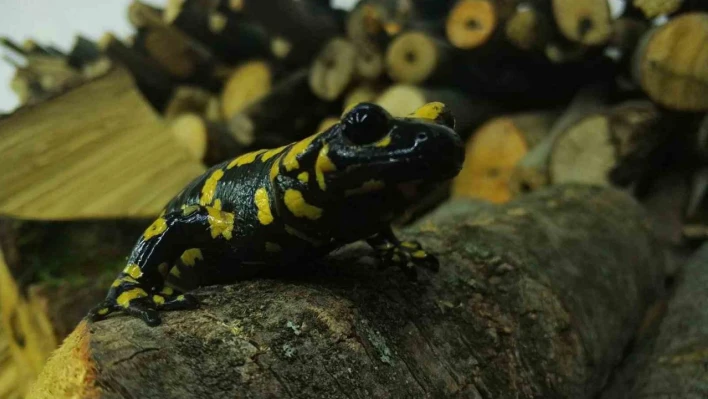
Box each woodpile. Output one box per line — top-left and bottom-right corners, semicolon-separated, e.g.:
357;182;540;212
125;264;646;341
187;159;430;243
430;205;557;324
0;0;707;397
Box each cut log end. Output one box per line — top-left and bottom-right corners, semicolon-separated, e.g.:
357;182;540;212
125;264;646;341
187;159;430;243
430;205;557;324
505;6;550;51
385;31;439;84
453;118;530;203
309;38;357;101
220;60;272;120
375;84;427;117
634;13;708;111
552;0;612;46
549;114;615;186
446;0;497;49
169;113;208;161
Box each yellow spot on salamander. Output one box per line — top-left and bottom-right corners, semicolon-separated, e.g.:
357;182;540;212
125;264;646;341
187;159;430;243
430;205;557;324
170;266;181;278
227;149;267;169
297;172;309;183
200;169;225;206
269;154;283;182
116;288;148;308
409;102;446;121
161;286;174;296
284;189;322;220
181;248;203;267
123;263;143;279
315;144;337;191
158;262;170;277
412;250;427;258
265;242;282;252
261;146;287;162
374;135;391;148
182;204;200;216
283;132;320;171
207;202;235;239
284;224;322;245
143;218;167;240
97;308;109;316
254;188;274;225
153;295;165;305
345;179;385;196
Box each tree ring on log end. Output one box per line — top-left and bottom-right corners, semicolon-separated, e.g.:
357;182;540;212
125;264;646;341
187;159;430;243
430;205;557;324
386;32;438;84
446;0;497;49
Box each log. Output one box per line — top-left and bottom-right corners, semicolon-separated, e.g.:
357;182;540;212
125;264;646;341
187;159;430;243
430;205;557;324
445;0;513;50
98;32;174;110
453;110;559;203
346;0;409;49
374;84;499;135
549;101;663;188
240;0;342;66
163;85;214;119
220;60;273;120
385;30;455;84
169;113;248;165
0;67;205;220
623;243;708;398
309;37;357;101
551;0;612;46
354;42;384;80
343;84;381;113
228;69;336;149
0;218;149;397
504;2;553;52
632;13;708;111
30;185;666;398
509;85;608;196
633;0;684;18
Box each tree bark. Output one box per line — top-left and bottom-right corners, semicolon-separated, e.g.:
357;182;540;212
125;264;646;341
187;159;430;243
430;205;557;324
31;185;666;398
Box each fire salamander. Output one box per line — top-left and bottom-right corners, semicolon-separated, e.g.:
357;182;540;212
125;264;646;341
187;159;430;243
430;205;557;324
88;102;464;326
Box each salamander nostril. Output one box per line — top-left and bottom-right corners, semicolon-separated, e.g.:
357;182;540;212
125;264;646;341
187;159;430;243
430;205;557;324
416;132;428;142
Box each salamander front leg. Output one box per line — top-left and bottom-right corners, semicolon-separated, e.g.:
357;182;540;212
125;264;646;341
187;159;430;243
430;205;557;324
366;227;439;280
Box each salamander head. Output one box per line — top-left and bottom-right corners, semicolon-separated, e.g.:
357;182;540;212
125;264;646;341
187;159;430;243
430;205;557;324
316;102;465;196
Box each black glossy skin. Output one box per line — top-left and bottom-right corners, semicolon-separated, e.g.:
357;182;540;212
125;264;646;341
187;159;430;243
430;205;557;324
88;103;465;326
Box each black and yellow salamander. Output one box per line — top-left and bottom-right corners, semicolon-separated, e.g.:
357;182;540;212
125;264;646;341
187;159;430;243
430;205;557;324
88;102;465;326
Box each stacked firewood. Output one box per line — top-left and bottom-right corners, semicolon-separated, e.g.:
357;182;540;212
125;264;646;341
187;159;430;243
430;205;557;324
0;0;707;397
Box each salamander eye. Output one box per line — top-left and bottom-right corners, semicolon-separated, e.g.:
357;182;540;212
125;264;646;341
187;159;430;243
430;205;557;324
341;103;391;145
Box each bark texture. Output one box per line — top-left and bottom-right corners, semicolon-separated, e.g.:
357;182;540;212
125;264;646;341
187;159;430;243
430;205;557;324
31;185;666;399
628;243;708;398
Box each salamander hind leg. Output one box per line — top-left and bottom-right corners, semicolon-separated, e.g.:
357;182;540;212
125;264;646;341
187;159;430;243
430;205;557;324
366;227;439;280
89;206;231;326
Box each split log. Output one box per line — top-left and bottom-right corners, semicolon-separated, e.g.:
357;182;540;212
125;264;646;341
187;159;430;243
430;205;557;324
509;85;608;196
309;37;357;101
453;110;559;203
228;69;336;149
0;67;205;220
30;185;666;398
551;0;612;46
623;243;708;398
66;36;104;72
220;60;273;120
632;13;708;111
0;218;149;397
549;101;663;188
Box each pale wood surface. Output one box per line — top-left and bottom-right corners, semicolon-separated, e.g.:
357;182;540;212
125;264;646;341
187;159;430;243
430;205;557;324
0;67;206;220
